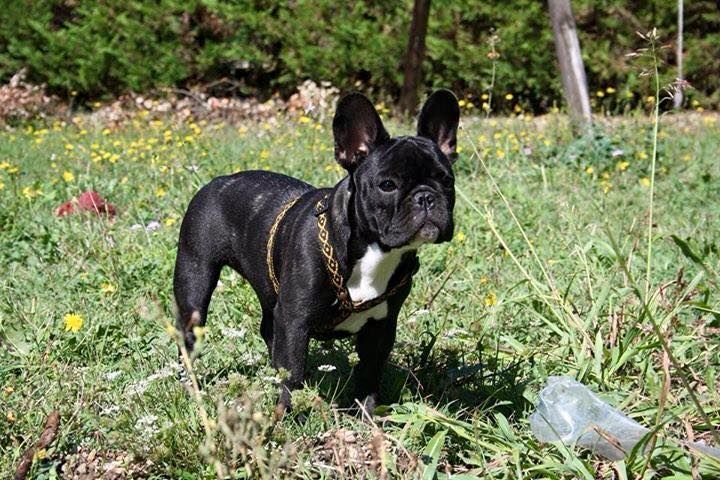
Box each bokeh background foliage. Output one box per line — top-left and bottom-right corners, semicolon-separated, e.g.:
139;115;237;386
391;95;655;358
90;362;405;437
1;0;718;109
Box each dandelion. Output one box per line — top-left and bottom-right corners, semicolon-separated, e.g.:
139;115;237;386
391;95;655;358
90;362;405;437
484;292;497;307
458;99;467;108
22;186;41;199
63;313;84;332
155;187;166;198
455;231;466;243
479;276;489;284
636;151;648;160
317;364;337;372
100;282;117;294
585;166;594;174
481;93;489;100
62;171;75;182
0;181;4;190
616;161;630;171
260;149;270;160
64;143;74;151
504;93;513;101
596;91;605;98
164;217;177;227
606;87;616;94
640;177;651;187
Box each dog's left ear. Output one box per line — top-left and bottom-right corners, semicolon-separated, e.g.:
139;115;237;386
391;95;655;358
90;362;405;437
333;92;390;171
417;89;460;162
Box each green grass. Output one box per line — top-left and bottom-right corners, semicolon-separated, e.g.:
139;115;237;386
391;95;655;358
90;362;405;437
1;111;719;479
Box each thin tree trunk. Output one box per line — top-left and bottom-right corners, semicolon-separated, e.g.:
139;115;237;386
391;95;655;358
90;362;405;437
399;0;431;115
548;0;592;125
673;0;684;109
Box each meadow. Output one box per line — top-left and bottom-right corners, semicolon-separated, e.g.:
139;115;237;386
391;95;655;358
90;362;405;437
1;107;719;479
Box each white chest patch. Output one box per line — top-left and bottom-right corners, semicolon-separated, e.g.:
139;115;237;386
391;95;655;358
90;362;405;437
333;243;411;333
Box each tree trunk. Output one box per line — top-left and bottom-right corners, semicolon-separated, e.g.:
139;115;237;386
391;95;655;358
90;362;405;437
548;0;592;125
399;0;431;115
673;0;684;109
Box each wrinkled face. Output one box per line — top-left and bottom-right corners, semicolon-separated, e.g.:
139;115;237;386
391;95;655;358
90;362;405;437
353;136;455;250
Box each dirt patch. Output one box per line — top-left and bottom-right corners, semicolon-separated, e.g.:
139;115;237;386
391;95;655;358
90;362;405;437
60;448;153;480
307;427;419;479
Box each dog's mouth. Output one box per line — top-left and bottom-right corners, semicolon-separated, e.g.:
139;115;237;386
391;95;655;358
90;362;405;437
413;221;440;244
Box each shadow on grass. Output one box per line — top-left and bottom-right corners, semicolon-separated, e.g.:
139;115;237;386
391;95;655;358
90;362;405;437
304;334;532;417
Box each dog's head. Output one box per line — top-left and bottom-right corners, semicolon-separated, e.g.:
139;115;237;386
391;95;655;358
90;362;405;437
332;90;459;250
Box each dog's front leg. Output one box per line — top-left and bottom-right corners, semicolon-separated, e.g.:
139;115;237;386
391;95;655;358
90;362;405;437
354;315;398;416
270;302;310;417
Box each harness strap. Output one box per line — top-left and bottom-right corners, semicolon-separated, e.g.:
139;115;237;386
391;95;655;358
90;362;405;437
266;193;418;331
315;194;417;329
266;197;300;293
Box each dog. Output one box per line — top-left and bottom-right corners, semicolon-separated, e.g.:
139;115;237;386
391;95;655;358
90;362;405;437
174;89;459;416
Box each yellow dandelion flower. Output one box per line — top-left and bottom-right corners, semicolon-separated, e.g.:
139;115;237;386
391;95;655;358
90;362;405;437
606;87;616;94
22;186;41;199
615;161;629;172
458;99;467;108
63;313;84;332
585;166;594;174
0;181;4;190
504;93;513;101
62;171;75;182
481;93;489;100
484;292;497;307
155;187;167;198
479;276;489;284
596;91;605;98
636;151;648;160
164;217;177;227
0;161;11;169
455;231;466;242
639;177;651;187
100;282;117;294
260;149;270;160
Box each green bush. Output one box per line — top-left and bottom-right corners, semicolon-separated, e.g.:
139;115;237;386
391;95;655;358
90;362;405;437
0;0;717;111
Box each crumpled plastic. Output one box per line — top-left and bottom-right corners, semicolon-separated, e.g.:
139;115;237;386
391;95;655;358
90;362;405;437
530;376;720;461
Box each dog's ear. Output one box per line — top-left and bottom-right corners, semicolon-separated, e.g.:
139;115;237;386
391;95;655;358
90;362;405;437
417;89;460;163
333;93;390;170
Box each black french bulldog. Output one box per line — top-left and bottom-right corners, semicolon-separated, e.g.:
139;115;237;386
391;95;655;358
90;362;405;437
173;90;459;415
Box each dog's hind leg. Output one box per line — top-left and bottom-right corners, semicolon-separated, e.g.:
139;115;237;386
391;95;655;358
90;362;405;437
260;304;274;355
173;249;222;356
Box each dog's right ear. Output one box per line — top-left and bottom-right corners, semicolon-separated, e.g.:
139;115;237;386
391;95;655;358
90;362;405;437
332;93;390;171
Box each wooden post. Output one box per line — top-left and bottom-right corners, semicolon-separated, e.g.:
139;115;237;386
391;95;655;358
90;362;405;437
673;0;684;109
548;0;592;125
399;0;431;115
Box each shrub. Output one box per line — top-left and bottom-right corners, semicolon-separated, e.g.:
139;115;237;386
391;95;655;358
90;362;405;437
0;1;717;111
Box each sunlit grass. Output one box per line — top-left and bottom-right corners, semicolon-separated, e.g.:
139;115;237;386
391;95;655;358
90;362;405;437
1;110;719;478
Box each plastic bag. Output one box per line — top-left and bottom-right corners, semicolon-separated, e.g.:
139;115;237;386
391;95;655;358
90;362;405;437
530;376;720;461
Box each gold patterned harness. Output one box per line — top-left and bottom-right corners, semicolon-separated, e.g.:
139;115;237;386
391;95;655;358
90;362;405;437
266;193;417;330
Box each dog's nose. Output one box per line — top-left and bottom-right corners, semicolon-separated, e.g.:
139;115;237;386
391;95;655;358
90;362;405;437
414;191;435;210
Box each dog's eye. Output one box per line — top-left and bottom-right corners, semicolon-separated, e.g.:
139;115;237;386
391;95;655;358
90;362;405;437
379;180;397;192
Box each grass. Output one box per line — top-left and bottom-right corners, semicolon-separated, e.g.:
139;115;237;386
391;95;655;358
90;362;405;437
0;108;719;479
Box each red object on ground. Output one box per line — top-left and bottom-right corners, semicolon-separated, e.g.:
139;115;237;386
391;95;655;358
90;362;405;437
55;190;116;217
